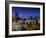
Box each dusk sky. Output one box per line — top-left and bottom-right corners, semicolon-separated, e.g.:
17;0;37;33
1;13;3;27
12;7;40;18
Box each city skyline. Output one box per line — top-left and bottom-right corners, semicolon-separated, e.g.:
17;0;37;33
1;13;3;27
12;7;40;18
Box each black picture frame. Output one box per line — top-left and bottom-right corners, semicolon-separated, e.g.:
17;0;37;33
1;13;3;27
5;1;45;38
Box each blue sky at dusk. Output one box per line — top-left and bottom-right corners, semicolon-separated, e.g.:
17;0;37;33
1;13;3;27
12;7;40;18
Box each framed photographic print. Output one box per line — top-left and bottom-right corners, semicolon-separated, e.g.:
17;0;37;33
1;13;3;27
5;1;45;37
